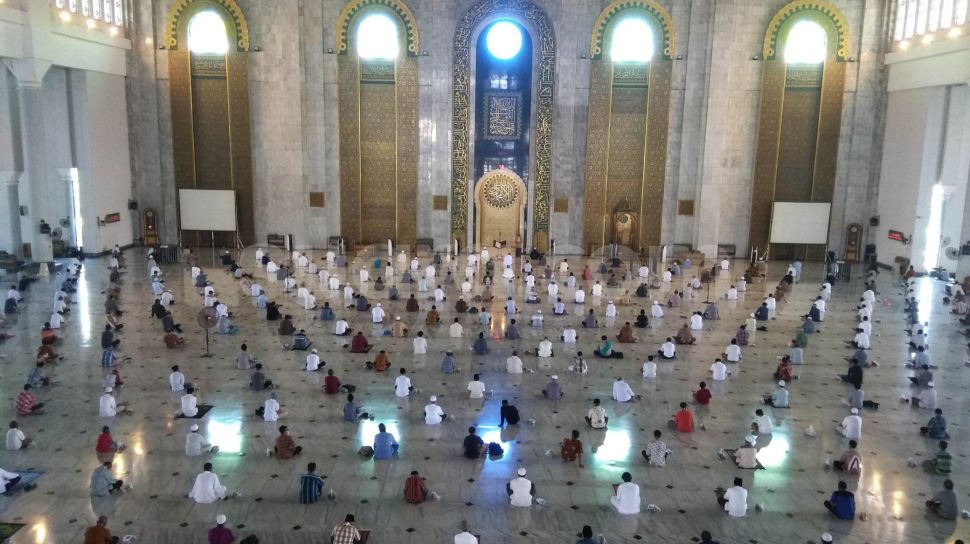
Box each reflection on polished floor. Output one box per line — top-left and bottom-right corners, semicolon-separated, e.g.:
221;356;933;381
0;249;966;543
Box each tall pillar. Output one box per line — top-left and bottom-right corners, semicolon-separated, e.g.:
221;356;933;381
19;84;54;263
55;168;77;249
0;171;24;257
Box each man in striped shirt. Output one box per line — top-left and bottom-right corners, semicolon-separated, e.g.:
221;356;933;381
404;470;428;504
15;385;42;416
299;462;325;504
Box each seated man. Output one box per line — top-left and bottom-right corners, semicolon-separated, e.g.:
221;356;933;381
536;337;554;358
774;356;793;381
920;408;948;439
674;324;695;345
735;435;758;468
250;364;273;391
505;319;521;340
658;337;677;360
404;470;428;504
560;429;585;468
833;440;862;475
824;481;856;521
289;329;312;351
472;333;490;355
762;380;790;408
500;399;520;426
594;336;623;359
349;332;372;353
641;430;671;467
462;426;485;459
15;385;43;416
925;479;959;520
617;322;636;343
273;425;303;458
669;402;694;432
342;394;368;421
543;375;563;399
923;440;952;475
319;302;335;321
278;315;296;335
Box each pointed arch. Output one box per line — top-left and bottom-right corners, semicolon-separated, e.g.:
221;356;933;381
336;0;420;57
763;0;849;61
590;0;675;60
165;0;249;51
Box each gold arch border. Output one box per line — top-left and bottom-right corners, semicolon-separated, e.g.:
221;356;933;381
590;0;675;60
763;0;849;61
165;0;250;51
451;0;557;250
336;0;420;56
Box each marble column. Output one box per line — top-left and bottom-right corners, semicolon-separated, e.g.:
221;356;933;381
16;81;54;264
0;171;24;257
56;168;76;249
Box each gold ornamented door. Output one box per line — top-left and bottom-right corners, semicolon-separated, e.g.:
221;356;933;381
475;169;527;250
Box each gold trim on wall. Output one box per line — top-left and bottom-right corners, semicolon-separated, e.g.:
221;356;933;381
168;1;255;245
748;3;848;255
165;0;249;51
763;0;849;61
338;4;418;248
450;0;556;251
582;4;672;253
335;0;420;57
590;0;676;60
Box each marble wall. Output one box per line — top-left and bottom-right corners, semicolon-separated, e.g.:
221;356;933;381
127;0;890;257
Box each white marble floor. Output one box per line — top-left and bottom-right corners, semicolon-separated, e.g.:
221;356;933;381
0;248;965;544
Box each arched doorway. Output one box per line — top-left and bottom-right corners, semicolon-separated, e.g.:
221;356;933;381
475;169;527;251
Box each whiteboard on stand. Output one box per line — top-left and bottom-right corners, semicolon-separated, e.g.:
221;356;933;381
769;202;831;245
178;189;237;231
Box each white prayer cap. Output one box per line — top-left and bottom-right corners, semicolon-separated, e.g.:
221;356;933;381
927;381;935;387
608;300;613;304
821;533;833;543
430;395;437;402
377;303;382;307
653;300;659;304
312;348;318;353
517;467;527;476
551;375;558;380
104;387;113;393
396;316;401;320
744;435;757;445
750;313;755;317
216;514;227;525
778;380;786;387
850;408;859;414
190;424;199;431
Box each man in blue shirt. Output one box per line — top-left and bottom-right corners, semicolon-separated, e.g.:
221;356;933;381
299;462;325;504
823;480;855;520
342;394;368;422
373;423;399;459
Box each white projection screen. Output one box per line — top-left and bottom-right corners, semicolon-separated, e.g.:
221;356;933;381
769;202;831;244
178;189;237;231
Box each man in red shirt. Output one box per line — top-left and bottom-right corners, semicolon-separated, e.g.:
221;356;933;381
324;369;343;394
274;426;303;459
349;332;372;353
208;514;234;544
83;515;118;544
15;384;43;416
404;470;428;504
694;381;712;405
670;402;694;432
95;426;125;463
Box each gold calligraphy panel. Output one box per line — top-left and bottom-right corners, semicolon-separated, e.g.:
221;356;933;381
483;92;521;140
451;0;555;250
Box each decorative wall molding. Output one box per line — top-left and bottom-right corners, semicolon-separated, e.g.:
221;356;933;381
450;0;556;251
165;0;249;51
336;0;420;56
763;0;849;62
590;0;675;60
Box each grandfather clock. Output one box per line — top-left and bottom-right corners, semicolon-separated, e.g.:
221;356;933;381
143;208;159;246
844;223;861;262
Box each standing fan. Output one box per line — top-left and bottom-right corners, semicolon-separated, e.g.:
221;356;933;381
197;308;217;358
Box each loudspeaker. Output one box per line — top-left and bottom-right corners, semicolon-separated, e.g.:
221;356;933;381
869;216;880;227
961;244;970;256
128;200;138;210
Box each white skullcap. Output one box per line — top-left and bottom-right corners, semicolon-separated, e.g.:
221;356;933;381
551;375;558;380
216;514;227;525
821;533;833;543
190;424;199;431
430;395;437;402
850;408;859;414
745;435;757;445
778;380;786;387
104;387;113;393
517;467;527;476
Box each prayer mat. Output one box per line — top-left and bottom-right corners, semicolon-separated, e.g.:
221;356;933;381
723;449;766;470
0;522;25;539
1;470;43;496
176;404;214;419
